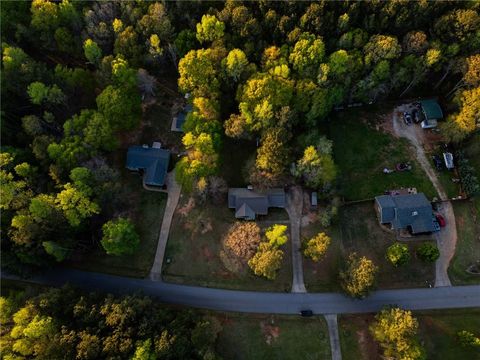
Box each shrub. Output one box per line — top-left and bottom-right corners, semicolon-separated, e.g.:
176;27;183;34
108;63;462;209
386;243;410;266
457;330;480;348
416;243;440;262
303;232;331;262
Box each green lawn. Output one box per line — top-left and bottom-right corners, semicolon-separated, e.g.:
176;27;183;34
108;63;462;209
329;112;437;201
339;309;480;360
302;214;343;292
141;79;183;151
339;314;379;360
417;309;480;360
163;195;292;291
220;137;257;187
303;203;435;292
464;133;480;180
437;169;461;199
448;200;480;285
68;168;167;278
216;314;331;360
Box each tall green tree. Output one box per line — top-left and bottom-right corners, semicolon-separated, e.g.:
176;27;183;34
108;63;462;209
101;217;140;256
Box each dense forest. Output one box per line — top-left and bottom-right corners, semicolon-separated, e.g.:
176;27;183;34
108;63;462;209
0;285;221;359
1;1;479;272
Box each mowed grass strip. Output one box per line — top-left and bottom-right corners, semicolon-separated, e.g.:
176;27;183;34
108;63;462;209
417;309;480;360
329;112;436;201
303;203;435;292
163;196;292;291
448;200;480;285
216;314;331;360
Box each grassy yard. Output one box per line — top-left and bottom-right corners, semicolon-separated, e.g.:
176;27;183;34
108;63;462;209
302;215;343;292
417;309;480;360
464;133;480;180
437;169;461;198
216;313;331;360
339;309;480;360
303;202;435;292
163;195;292;291
329;112;437;201
69;167;167;278
220;137;257;187
448;200;480;285
339;314;379;360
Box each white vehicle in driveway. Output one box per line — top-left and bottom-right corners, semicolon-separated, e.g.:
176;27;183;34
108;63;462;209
421;119;438;129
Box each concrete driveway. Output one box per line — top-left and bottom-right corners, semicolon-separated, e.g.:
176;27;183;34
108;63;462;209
392;105;457;287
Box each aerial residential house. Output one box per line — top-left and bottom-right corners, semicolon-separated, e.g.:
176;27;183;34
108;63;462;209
228;188;286;220
419;99;443;129
126;143;170;187
374;193;436;234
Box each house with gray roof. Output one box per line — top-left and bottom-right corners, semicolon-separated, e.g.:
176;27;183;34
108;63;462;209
126;144;170;187
374;193;436;234
228;188;286;220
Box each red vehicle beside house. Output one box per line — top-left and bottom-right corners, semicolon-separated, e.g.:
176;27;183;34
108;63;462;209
435;214;446;227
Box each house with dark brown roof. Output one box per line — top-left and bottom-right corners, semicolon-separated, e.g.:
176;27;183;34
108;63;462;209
228;188;286;220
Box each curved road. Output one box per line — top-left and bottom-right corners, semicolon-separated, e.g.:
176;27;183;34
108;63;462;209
4;269;479;315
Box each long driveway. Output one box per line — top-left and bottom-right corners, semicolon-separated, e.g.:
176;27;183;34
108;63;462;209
392;106;456;287
286;186;307;293
149;170;181;280
4;269;479;315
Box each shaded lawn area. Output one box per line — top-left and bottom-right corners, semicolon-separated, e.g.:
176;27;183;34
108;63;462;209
339;309;480;360
163;195;292;291
464;133;480;180
141;97;183;152
417;308;480;360
448;200;480;285
216;313;330;360
68;168;167;278
329;112;436;201
220;137;257;187
303;203;435;292
437;169;461;198
302;215;343;292
339;314;380;360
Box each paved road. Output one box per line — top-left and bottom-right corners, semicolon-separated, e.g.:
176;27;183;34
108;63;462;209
392;106;457;287
5;269;479;315
324;314;342;360
149;170;181;280
286;186;307;293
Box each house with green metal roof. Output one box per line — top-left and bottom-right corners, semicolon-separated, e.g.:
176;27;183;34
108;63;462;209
419;99;443;129
374;193;436;234
126;144;170;187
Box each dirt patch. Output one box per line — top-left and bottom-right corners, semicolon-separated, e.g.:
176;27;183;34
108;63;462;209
178;197;195;217
260;321;281;345
202;246;215;262
301;212;317;227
